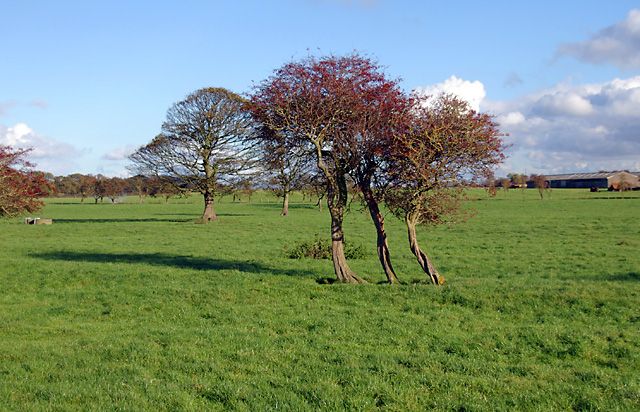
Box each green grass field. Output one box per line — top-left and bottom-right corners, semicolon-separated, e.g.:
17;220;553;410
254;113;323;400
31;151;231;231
1;189;639;410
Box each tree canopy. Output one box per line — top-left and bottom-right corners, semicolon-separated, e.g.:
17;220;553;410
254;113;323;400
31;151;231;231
130;87;259;222
0;145;52;217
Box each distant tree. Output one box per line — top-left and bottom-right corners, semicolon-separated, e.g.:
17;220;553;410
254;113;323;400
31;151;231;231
384;94;504;284
92;175;107;204
104;177;128;203
129;175;150;203
508;173;526;188
300;172;326;212
147;176;184;203
530;174;548;199
500;178;511;192
0;146;52;217
78;175;95;202
258;128;313;216
484;171;497;197
129;87;259;222
618;174;632;192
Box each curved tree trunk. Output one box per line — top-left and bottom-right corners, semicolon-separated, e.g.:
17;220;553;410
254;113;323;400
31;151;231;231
281;191;289;216
327;174;365;284
361;186;399;284
202;192;217;222
406;212;445;285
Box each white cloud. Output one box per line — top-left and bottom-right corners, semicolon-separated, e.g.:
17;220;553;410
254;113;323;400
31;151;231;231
101;145;135;161
497;111;525;126
0;122;83;174
486;76;640;174
414;75;486;111
534;92;594;116
557;9;640;69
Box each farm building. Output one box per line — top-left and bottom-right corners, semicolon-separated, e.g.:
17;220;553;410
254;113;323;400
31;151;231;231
527;171;640;190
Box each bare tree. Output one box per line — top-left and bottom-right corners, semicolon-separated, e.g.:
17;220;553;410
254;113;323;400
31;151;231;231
259;129;313;216
129;88;259;222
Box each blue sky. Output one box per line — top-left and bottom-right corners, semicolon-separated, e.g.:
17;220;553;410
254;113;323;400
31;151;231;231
1;0;639;176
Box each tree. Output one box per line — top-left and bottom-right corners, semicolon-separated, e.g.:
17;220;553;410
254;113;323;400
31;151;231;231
92;175;106;203
78;175;95;202
147;176;184;202
483;171;498;197
344;64;408;284
259;128;313;216
129;87;259;222
508;173;527;189
500;178;511;192
385;94;504;284
104;177;128;203
0;145;52;217
252;55;381;283
300;172;326;212
530;174;548;199
129;175;150;203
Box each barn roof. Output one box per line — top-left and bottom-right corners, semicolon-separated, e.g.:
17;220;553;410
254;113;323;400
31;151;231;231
544;171;633;181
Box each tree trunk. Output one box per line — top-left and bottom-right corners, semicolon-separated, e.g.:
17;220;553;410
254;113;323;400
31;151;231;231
281;192;289;216
406;212;445;285
327;174;365;284
361;186;399;284
202;192;217;222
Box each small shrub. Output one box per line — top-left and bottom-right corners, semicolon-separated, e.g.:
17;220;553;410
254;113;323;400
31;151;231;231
285;236;366;259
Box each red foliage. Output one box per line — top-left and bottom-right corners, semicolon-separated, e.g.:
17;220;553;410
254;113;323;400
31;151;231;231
0;145;52;217
386;93;505;225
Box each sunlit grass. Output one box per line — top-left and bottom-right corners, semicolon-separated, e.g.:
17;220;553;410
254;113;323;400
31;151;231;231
1;189;638;410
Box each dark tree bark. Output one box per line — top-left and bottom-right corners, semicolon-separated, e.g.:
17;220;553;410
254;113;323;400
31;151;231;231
361;184;399;284
327;172;365;284
405;212;444;285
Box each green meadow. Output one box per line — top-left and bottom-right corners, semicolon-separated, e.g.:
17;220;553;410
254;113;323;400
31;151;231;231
1;189;638;411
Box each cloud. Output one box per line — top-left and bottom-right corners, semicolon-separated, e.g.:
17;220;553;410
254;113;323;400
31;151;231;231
414;75;486;111
484;76;640;174
0;122;83;174
504;72;524;88
557;9;640;69
101;145;135;161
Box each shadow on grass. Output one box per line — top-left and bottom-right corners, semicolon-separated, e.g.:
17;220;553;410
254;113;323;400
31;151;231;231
605;272;640;281
53;218;194;223
32;251;315;277
250;203;318;210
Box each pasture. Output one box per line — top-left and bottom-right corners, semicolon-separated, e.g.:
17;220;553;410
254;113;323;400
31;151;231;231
1;189;639;410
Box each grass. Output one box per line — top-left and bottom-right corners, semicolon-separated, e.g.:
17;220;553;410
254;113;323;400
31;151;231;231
1;189;639;410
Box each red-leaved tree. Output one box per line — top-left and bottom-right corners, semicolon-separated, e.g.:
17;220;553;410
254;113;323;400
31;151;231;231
0;145;52;217
385;94;505;284
252;55;389;283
